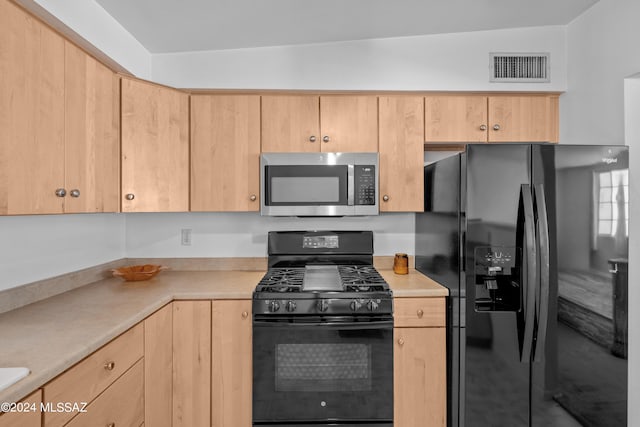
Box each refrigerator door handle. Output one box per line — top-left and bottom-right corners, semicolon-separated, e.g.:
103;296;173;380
533;184;550;363
518;184;537;363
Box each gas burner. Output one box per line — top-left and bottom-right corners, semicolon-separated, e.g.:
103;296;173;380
338;265;387;291
256;268;305;292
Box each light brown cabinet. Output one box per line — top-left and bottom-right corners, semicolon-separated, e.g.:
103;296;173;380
378;96;425;212
211;300;252;427
394;297;446;427
191;95;261;211
172;301;211;427
121;77;190;212
425;94;559;144
0;390;42;427
144;303;173;427
261;95;378;152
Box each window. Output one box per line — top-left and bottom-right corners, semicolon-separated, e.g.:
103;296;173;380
598;170;629;237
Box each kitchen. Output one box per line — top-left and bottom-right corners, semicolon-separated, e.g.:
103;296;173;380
0;0;638;426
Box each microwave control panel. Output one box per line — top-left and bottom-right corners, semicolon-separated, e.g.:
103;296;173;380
354;165;376;205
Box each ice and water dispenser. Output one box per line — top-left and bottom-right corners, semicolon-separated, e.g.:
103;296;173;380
474;247;521;311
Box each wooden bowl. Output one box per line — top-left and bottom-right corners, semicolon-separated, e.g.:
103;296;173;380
112;264;168;282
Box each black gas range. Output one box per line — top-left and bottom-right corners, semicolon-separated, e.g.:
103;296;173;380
252;231;394;427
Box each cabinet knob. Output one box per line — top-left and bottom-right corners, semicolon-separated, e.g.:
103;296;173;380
55;188;67;198
242;311;249;319
398;338;405;346
322;135;330;143
125;193;135;201
106;423;115;427
479;124;487;131
493;124;501;131
70;189;80;198
249;194;257;202
382;195;390;202
417;309;424;318
104;361;116;371
309;135;317;143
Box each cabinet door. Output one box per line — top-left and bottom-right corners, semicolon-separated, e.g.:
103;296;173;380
64;42;120;213
261;95;320;152
0;0;65;215
488;95;558;142
394;327;446;427
173;301;211;427
0;390;41;427
425;95;488;143
379;96;424;212
191;95;260;211
121;78;189;212
144;303;173;427
211;300;252;427
320;96;378;152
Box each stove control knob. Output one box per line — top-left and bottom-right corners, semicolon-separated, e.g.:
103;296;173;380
286;300;297;312
317;299;329;312
268;300;281;312
350;300;362;311
367;300;379;311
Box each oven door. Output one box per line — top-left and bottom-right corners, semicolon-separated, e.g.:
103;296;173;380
253;316;393;425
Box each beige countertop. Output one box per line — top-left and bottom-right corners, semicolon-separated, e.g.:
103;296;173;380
0;268;446;405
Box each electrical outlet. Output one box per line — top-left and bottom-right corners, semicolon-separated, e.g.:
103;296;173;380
181;228;192;246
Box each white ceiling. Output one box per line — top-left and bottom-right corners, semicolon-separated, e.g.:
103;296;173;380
94;0;598;54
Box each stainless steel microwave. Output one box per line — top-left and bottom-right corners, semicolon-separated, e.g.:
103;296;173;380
260;152;379;216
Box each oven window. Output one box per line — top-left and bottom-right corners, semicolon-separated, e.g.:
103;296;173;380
275;343;372;392
271;177;340;203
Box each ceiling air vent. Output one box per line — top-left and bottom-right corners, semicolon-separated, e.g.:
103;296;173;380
490;53;550;83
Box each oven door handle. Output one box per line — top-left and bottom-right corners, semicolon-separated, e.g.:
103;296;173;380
253;320;394;329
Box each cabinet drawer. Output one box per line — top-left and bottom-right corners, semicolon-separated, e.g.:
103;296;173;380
65;359;144;427
44;323;143;427
0;390;41;427
394;297;445;327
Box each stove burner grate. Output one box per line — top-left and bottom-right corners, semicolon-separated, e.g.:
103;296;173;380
256;268;305;292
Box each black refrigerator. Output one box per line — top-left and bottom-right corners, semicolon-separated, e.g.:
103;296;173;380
416;144;628;427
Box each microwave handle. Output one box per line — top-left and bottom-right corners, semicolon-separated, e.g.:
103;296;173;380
347;165;355;206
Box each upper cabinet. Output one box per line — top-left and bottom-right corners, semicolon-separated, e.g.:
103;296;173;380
261;95;378;152
64;42;120;213
378;96;424;212
121;77;190;212
191;95;261;211
0;1;119;215
0;0;65;215
424;94;559;144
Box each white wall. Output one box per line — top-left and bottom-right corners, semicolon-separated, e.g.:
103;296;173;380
0;214;125;292
152;26;567;91
33;0;151;78
565;0;640;422
125;212;414;257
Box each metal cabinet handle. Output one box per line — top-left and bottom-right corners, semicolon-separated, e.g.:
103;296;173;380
242;311;249;319
125;193;135;201
397;338;404;346
104;361;115;371
417;309;424;318
55;188;67;197
382;195;390;202
322;135;330;143
479;124;487;131
493;124;501;131
70;189;80;198
250;194;257;202
309;135;317;143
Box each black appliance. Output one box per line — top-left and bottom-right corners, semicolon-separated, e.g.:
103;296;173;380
253;230;393;427
416;144;629;427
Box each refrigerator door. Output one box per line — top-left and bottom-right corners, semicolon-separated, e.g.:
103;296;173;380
531;145;628;427
463;144;532;426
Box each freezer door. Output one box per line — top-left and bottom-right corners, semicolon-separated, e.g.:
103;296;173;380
531;144;628;427
463;144;532;426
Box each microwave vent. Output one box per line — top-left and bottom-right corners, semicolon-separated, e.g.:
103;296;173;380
490;53;550;83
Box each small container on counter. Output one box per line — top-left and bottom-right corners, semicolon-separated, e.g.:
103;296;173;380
393;253;409;275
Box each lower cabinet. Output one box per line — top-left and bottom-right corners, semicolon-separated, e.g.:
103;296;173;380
144;302;173;427
394;297;446;427
0;390;41;427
